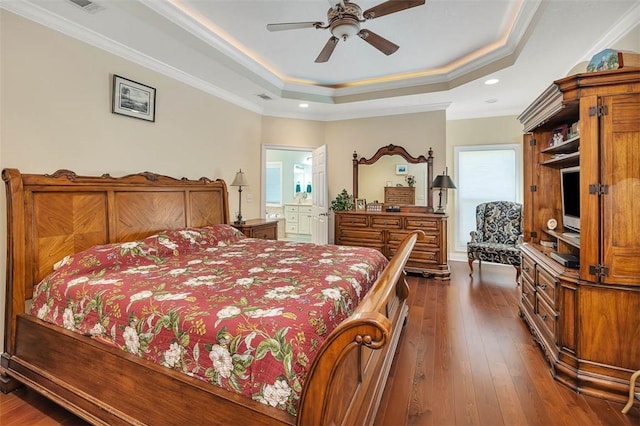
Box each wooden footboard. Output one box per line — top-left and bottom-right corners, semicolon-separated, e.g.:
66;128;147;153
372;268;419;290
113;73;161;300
2;169;421;425
299;230;421;425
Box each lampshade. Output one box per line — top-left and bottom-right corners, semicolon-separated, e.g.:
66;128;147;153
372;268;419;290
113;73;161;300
331;20;360;41
230;169;249;187
432;174;456;189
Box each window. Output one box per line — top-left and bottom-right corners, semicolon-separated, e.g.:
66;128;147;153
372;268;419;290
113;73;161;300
265;162;282;206
454;144;522;251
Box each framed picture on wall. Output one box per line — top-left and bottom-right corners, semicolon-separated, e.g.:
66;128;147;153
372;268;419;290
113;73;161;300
395;164;408;175
112;75;156;122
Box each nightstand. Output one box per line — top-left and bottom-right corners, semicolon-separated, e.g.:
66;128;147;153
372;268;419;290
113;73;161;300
233;219;278;240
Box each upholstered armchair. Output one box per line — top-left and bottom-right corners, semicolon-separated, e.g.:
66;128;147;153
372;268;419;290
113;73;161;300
467;201;524;280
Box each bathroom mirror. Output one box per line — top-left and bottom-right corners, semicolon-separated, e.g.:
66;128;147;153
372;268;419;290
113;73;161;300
293;163;311;196
353;145;434;211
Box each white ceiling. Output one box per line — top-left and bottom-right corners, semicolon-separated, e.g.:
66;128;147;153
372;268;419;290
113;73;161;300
4;0;639;121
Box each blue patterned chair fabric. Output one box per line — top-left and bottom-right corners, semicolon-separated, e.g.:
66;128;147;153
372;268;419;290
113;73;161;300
467;201;523;279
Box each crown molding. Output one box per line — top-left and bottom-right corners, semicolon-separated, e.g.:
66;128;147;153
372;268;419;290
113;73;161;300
581;2;640;60
138;0;285;92
263;101;451;122
0;0;263;115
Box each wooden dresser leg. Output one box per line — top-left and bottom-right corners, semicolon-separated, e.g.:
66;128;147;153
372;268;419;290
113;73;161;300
0;353;24;394
0;372;23;394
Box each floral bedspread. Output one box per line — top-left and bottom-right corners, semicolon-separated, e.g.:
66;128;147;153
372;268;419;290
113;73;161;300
31;224;388;415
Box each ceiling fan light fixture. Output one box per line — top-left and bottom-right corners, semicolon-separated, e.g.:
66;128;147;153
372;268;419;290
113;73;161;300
330;18;360;41
268;0;426;62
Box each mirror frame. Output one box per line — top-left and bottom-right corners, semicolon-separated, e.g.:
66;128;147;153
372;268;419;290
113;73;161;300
353;144;434;212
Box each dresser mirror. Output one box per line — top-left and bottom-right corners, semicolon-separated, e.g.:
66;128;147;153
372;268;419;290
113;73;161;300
353;145;434;212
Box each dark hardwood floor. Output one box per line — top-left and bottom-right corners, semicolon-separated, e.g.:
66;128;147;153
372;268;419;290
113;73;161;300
375;260;639;426
0;260;638;425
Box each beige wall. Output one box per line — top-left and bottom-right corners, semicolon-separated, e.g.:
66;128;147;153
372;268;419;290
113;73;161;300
616;24;640;52
261;117;326;148
263;111;447;202
325;111;447;204
0;12;262;180
445;115;525;258
0;11;263;351
446;114;523;158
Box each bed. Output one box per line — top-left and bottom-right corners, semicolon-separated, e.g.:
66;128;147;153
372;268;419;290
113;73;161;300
1;168;422;425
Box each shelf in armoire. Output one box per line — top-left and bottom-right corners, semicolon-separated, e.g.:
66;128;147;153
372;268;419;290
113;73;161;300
540;151;579;168
541;135;580;155
543;229;580;249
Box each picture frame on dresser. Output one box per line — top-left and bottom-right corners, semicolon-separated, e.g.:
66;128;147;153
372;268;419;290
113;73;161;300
355;198;367;210
112;74;156;122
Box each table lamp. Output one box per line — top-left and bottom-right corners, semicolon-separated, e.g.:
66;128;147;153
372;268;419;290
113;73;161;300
432;169;456;214
231;169;249;224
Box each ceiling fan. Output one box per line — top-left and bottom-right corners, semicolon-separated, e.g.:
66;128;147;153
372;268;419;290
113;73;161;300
266;0;426;63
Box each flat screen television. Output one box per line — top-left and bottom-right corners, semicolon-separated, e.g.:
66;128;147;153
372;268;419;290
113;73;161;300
560;166;580;233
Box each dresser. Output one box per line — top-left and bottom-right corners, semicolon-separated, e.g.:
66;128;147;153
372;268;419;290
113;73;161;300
334;210;449;279
233;219;278;240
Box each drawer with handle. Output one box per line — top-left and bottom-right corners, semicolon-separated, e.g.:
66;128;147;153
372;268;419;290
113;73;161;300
537;266;557;306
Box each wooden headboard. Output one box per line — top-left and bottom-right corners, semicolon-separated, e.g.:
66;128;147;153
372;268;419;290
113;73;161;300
3;168;229;353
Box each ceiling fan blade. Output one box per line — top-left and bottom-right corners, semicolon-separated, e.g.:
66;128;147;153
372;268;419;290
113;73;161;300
266;22;323;32
358;29;399;55
315;37;339;63
363;0;425;19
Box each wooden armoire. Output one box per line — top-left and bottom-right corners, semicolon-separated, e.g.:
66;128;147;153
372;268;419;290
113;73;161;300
517;68;639;403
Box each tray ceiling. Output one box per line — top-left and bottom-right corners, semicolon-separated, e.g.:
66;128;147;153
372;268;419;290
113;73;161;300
3;0;639;120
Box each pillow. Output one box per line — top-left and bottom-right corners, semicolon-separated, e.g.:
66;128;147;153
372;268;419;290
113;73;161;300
49;224;244;277
142;224;245;256
48;239;164;278
53;255;72;271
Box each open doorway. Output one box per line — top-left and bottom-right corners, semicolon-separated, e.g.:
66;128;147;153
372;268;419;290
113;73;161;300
262;145;314;242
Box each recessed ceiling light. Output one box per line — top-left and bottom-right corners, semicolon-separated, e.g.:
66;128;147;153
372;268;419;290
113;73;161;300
299;103;309;108
484;78;500;85
485;99;498;104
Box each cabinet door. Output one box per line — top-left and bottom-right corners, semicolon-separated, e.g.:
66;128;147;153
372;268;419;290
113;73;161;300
580;95;600;282
299;206;312;234
523;132;562;245
600;93;640;285
522;133;536;242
